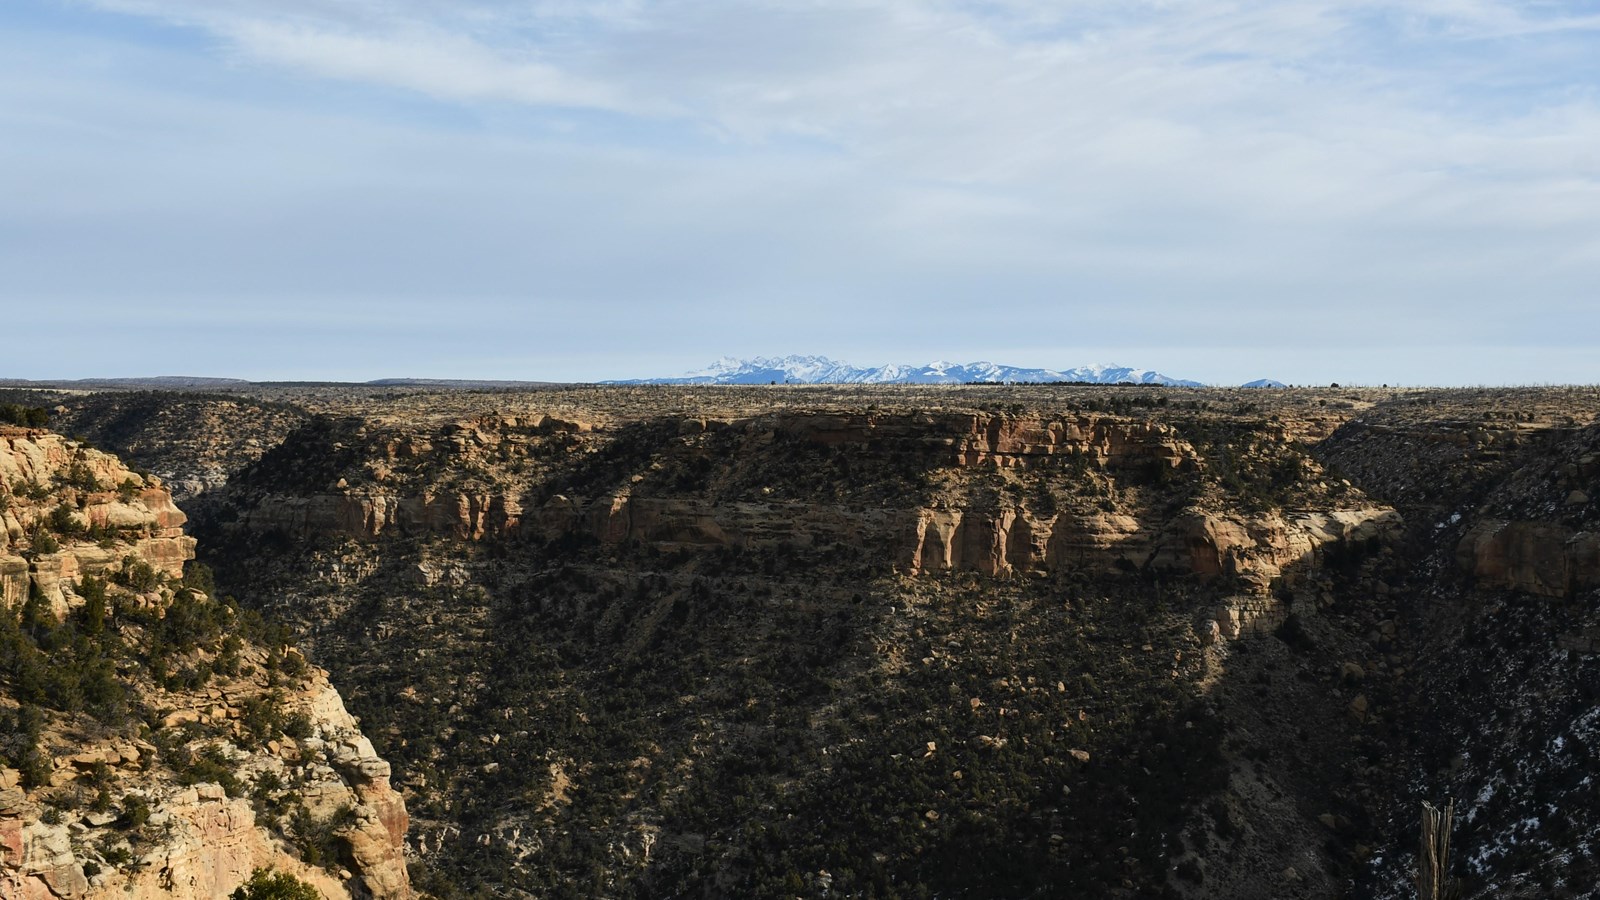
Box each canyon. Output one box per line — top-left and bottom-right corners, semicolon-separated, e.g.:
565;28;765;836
3;382;1597;898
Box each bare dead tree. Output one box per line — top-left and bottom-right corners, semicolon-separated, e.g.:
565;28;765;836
1417;799;1460;900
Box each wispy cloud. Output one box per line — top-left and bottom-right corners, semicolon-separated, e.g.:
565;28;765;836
225;21;641;111
71;1;1600;186
4;0;1598;383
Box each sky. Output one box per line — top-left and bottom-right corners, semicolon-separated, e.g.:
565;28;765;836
2;0;1599;385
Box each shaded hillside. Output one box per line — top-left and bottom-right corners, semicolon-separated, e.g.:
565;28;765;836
40;383;1600;899
1317;394;1600;900
186;396;1396;899
31;391;310;516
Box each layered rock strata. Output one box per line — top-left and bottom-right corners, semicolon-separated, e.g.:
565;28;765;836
221;412;1398;600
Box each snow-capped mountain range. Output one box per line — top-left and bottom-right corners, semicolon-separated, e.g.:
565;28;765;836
609;356;1206;387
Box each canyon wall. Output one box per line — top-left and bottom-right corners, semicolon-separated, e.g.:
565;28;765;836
50;385;1600;900
0;427;410;900
219;411;1399;600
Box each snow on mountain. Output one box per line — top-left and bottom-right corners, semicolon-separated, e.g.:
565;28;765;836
1241;378;1288;388
609;356;1205;387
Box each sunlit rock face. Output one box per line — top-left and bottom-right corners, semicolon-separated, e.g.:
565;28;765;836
0;427;410;900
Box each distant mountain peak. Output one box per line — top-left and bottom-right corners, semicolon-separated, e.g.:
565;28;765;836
609;357;1206;387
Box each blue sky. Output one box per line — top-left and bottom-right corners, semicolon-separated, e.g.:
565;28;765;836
3;0;1599;385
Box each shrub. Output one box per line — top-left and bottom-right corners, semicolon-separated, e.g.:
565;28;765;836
250;771;288;821
29;529;59;555
87;759;113;788
182;562;216;595
281;712;313;740
119;794;151;829
279;650;308;681
230;868;321;900
48;503;85;537
217;635;243;677
239;693;286;746
0;403;49;428
13;478;52;501
176;743;244;797
62;462;101;492
160;588;224;652
291;802;356;869
78;575;108;635
17;750;51;789
118;559;160;592
98;837;133;867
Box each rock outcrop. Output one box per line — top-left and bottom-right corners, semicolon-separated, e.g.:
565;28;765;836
1;428;195;612
1457;519;1600;597
530;494;1400;594
237;490;523;543
1;665;410;900
0;428;410;900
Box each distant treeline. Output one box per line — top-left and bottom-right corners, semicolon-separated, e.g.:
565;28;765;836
0;404;49;428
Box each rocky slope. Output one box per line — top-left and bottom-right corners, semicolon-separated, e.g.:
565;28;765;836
1315;391;1600;900
0;424;410;900
161;391;1402;898
41;392;310;508
25;383;1600;899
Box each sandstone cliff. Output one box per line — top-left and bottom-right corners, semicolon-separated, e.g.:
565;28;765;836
1;428;196;611
0;427;410;900
1;666;409;900
215;411;1395;598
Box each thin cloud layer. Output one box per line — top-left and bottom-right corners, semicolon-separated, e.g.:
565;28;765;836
3;0;1598;383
